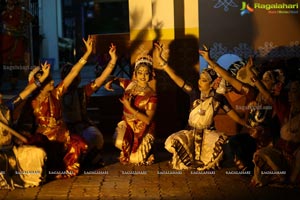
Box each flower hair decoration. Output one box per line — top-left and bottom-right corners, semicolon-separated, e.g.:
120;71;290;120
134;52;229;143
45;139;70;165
134;55;153;69
202;68;218;83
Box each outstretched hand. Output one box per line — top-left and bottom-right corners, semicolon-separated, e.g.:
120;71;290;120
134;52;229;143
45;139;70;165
198;45;211;61
245;57;255;74
82;35;94;55
153;42;167;70
119;94;131;109
40;61;51;82
108;43;117;60
245;57;253;68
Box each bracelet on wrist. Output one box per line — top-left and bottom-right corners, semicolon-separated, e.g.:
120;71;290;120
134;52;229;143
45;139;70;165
159;61;167;68
181;81;186;89
108;62;116;68
79;57;87;65
34;78;41;88
11;95;22;106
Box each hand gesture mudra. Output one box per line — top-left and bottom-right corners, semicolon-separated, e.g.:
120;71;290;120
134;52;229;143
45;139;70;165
198;45;211;61
119;94;131;109
245;57;255;76
83;35;94;55
109;43;117;60
153;42;167;70
40;61;51;80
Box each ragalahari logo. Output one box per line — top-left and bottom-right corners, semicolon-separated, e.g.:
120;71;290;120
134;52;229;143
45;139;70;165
240;2;254;16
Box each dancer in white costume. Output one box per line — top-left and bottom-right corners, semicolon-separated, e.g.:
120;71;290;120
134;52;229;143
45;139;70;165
1;62;50;189
153;43;250;170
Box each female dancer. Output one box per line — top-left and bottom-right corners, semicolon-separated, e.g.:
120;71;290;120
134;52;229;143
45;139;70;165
61;43;117;168
153;42;249;170
1;62;49;189
105;55;157;165
248;80;300;186
28;36;94;179
199;46;285;171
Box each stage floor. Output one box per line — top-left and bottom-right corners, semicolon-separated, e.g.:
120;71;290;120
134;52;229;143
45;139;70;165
1;140;299;200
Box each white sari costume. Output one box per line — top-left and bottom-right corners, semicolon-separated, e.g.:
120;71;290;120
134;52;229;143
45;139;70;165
0;97;46;190
165;90;231;171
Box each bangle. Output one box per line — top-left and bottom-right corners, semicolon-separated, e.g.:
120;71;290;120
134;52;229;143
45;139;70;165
250;76;257;83
34;78;41;88
181;81;186;89
79;57;87;65
159;61;167;68
108;62;116;68
11;95;22;106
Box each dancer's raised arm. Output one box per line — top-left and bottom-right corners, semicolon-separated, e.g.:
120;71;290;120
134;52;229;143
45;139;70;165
63;35;94;89
199;45;246;92
153;42;192;93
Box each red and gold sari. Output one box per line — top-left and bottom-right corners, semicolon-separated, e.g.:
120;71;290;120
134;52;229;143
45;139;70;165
114;80;157;165
31;82;87;178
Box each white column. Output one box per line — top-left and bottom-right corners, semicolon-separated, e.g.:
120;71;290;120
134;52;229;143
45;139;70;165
183;0;199;38
128;0;176;40
152;0;174;40
128;0;153;41
128;0;199;40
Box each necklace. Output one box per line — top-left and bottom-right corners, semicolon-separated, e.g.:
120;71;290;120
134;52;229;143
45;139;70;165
132;83;148;95
198;91;213;115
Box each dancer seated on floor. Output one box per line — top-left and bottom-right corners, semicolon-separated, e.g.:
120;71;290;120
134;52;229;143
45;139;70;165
251;79;300;187
105;55;157;165
27;35;94;179
199;46;286;171
61;43;117;169
153;42;250;171
0;62;50;190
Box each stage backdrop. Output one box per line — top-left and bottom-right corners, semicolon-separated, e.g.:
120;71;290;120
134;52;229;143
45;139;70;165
199;0;300;70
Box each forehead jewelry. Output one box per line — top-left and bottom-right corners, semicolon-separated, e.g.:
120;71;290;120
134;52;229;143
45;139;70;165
135;55;153;69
